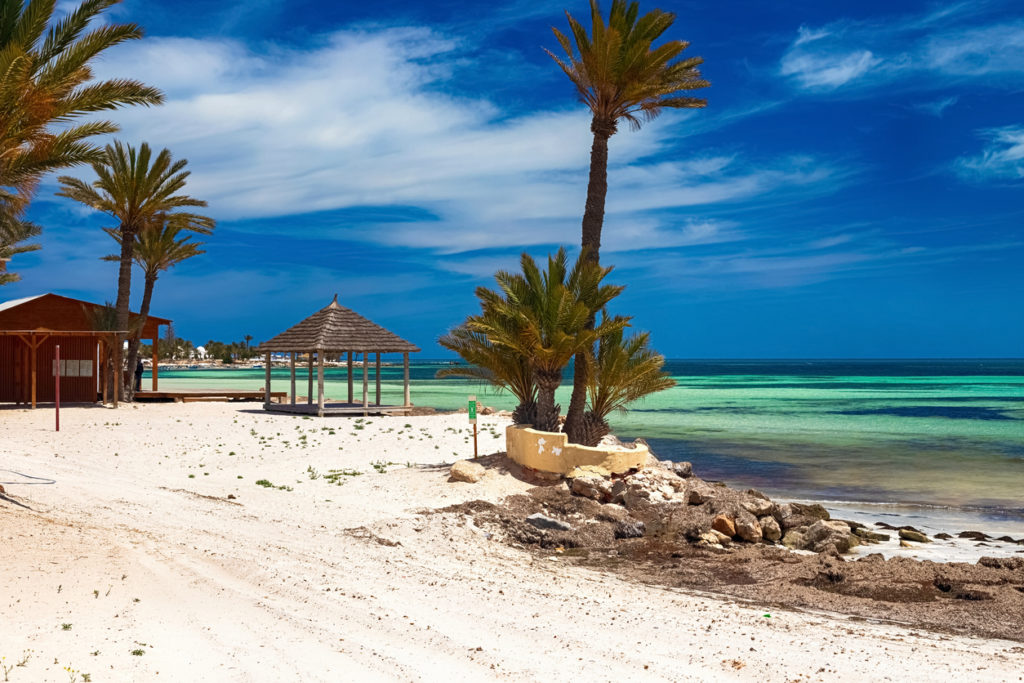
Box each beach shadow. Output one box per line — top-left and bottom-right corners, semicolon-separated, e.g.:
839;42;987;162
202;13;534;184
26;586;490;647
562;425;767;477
418;452;564;487
0;491;36;511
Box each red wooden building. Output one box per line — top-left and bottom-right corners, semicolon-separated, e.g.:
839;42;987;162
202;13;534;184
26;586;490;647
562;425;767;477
0;293;170;407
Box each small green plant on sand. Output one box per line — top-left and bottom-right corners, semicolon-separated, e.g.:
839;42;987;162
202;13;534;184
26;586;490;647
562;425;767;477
61;623;72;630
255;479;292;491
324;469;362;485
371;460;398;474
307;466;320;480
130;649;144;656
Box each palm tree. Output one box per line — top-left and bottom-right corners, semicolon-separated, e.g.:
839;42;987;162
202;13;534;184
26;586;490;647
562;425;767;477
468;248;624;432
0;218;40;285
578;319;675;446
437;325;539;425
0;0;163;280
546;0;708;442
58;142;212;399
103;213;213;372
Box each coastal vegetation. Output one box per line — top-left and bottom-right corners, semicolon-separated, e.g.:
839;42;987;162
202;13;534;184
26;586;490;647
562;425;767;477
440;248;673;446
0;0;162;284
545;0;708;443
58;142;214;398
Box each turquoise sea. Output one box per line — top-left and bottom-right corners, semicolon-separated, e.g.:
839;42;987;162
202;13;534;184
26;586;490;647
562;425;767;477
150;359;1024;520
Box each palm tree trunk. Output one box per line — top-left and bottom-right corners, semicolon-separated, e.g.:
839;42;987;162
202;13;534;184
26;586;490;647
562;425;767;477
125;271;156;398
114;225;136;402
565;121;613;444
534;370;562;433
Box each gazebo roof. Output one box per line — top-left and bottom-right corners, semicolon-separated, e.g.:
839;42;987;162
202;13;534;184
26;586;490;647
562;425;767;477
259;295;420;353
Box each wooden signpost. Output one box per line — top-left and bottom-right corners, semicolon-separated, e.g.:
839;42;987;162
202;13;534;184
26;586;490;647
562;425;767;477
468;394;478;459
55;344;60;432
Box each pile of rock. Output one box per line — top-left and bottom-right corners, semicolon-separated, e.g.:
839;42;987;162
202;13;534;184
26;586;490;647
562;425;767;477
566;458;880;555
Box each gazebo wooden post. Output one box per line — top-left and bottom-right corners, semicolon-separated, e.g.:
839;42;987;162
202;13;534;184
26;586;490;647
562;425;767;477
100;337;109;405
375;352;381;406
289;352;296;405
28;333;36;409
403;352;410;407
307;353;313;405
264;352;272;407
30;332;37;408
362;352;369;411
317;351;325;416
112;335;120;408
347;352;354;404
152;335;159;391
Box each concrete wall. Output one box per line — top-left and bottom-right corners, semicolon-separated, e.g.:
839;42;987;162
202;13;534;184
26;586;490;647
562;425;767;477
506;424;649;475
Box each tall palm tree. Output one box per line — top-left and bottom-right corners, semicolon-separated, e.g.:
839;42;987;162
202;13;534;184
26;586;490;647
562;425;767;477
469;248;624;432
546;0;708;441
580;319;674;446
58;142;212;399
103;212;213;368
0;0;163;281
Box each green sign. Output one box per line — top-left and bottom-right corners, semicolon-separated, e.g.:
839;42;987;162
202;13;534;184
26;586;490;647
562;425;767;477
468;394;477;422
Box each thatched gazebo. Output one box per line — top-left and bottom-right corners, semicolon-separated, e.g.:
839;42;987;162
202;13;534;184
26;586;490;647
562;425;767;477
258;295;420;416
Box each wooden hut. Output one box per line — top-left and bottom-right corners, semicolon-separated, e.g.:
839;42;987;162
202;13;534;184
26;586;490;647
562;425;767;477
0;293;170;407
258;295;420;416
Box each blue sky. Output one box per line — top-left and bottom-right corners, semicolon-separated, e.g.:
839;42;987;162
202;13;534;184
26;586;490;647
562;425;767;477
6;0;1023;357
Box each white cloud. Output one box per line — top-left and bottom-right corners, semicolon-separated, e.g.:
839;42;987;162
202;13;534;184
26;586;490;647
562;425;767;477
955;126;1024;181
779;10;1024;93
41;26;845;256
912;95;959;117
780;49;879;89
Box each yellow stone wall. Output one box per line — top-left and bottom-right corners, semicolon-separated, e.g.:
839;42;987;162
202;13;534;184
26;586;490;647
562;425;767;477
505;424;649;475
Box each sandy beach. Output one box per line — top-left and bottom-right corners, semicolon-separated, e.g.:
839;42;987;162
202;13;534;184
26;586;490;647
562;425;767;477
2;403;1023;682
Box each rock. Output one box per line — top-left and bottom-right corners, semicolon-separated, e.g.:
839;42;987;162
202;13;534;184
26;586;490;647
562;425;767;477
525;513;571;532
709;529;732;546
481;406;494;415
712;514;736;538
958;530;990;541
699;531;723;547
740;496;774;518
496;410;513;418
759;516;782;542
670;461;693;478
570;474;613;503
778;503;830;530
683;480;717;505
898;529;931;543
782;529;806;550
802;520;859;554
853;527;890;543
610;480;627;505
449;460;485;483
899;540;913;548
620;470;686;510
735;515;763;543
614;520;646;539
935;532;953;540
595;503;630;524
978;556;1024;571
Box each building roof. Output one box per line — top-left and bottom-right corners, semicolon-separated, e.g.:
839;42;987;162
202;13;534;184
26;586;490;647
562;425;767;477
0;294;44;314
259;295;420;353
0;293;171;337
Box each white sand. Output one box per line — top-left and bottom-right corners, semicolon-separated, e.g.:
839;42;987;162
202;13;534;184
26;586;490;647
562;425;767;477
1;403;1022;682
